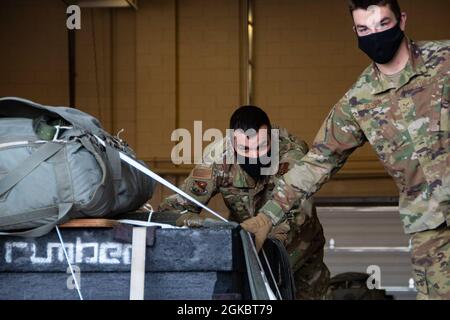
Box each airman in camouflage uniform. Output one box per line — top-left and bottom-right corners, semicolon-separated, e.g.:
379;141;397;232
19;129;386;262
258;39;450;300
159;127;330;300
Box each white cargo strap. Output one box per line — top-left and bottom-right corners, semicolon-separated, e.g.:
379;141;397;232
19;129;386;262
129;226;147;300
97;135;227;223
119;219;183;300
56;226;83;300
94;135;278;300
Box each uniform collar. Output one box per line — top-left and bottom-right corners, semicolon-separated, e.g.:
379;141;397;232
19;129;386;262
370;38;428;95
221;136;257;188
230;164;256;188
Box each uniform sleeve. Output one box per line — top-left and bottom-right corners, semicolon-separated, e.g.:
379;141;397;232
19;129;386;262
279;128;310;166
261;98;367;225
158;163;219;214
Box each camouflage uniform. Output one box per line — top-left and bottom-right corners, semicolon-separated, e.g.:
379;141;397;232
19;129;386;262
411;224;450;300
259;39;450;300
159;127;330;299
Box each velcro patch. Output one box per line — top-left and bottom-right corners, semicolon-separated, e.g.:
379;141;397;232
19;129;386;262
192;167;213;180
277;162;290;176
191;180;209;196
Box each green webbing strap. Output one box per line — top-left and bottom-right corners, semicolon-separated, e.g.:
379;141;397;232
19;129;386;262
79;136;108;185
0;142;65;197
0;203;72;238
0;207;57;227
0;141;73;238
105;143;122;191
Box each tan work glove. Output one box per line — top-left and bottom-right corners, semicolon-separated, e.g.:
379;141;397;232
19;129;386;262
268;220;290;245
240;213;273;252
176;212;204;227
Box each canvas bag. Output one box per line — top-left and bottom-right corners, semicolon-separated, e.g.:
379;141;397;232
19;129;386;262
0;97;155;237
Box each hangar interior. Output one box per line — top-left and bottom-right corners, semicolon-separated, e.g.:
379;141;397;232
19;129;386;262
0;0;449;300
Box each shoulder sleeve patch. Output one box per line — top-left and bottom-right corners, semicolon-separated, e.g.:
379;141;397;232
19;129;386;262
192;167;213;180
277;162;291;176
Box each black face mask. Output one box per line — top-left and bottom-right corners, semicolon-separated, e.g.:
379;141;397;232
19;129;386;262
239;150;272;180
358;22;405;64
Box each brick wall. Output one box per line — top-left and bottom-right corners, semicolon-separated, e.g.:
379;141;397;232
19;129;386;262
1;0;449;200
177;0;240;154
0;0;68;105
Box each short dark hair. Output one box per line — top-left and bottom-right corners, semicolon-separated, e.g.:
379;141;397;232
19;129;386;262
229;105;271;134
348;0;402;21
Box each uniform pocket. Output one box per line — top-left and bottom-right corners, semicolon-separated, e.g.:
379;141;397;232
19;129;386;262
411;231;430;299
378;125;410;152
412;264;429;299
352;101;411;188
429;77;449;132
352;100;409;152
